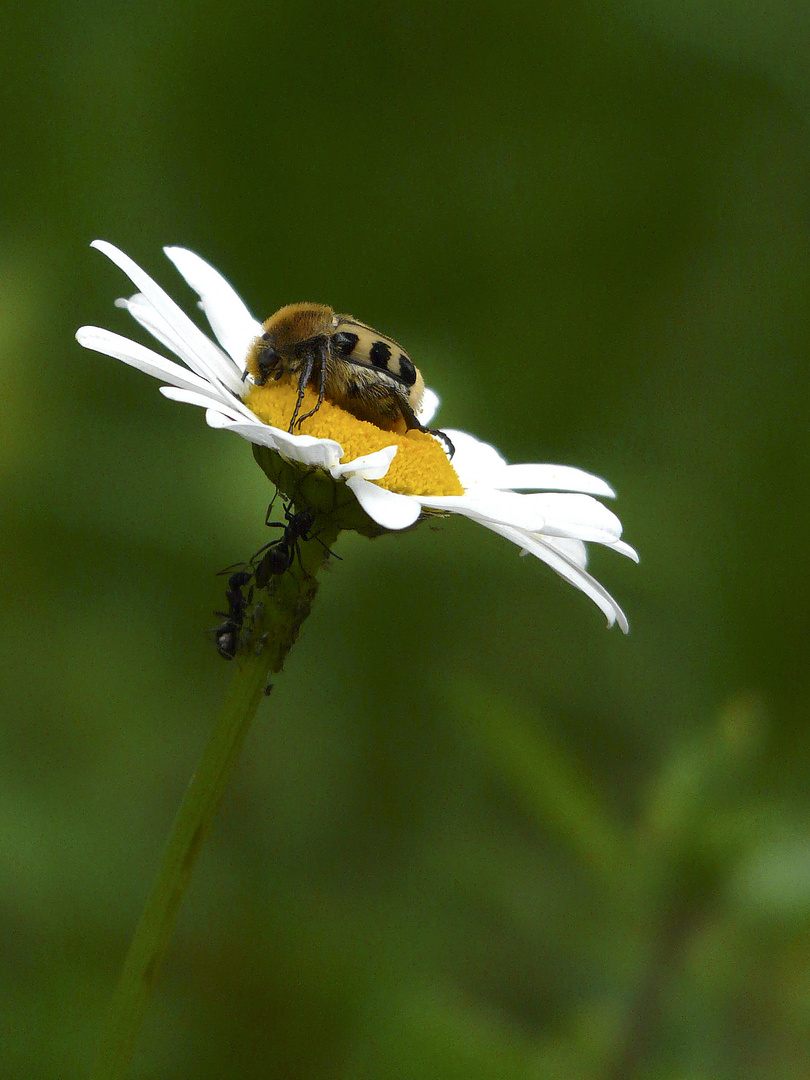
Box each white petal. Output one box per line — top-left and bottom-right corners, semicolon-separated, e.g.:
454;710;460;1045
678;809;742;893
202;410;307;452
202;411;296;451
203;412;344;468
90;241;245;396
525;493;624;545
116;292;240;393
115;293;202;362
76;326;216;397
346;477;421;530
438;429;507;487
260;428;345;468
201;410;282;444
491;463;616;498
527;534;588;569
609;539;640;563
418;489;548;531
485;520;629;632
159;385;257;422
417;387;440;426
417;490;622;545
330;445;398;481
163;246;263;367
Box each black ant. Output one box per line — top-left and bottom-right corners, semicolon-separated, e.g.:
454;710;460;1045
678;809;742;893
253;503;319;587
212;497;338;659
212;569;252;660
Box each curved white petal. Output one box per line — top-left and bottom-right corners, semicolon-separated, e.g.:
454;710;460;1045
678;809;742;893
114;293;212;365
163;246;263;367
484;519;629;632
418;489;547;531
90;241;245;396
525;534;588;569
201;411;343;465
608;539;640;562
330;445;398;481
491;463;616;498
209;414;344;467
158;385;257;422
523;493;624;545
260;429;344;468
202;411;291;450
202;410;276;441
346;477;421;530
416;490;623;545
76;326;216;397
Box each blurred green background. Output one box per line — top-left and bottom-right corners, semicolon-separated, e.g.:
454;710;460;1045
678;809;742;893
3;1;810;1077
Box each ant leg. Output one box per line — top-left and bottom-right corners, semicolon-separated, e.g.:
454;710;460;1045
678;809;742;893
309;530;342;562
262;494;290;536
264;490;282;527
250;529;284;564
282;497;298;525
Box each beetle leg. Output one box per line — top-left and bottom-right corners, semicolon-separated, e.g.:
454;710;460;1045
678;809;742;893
288;348;317;432
428;428;455;458
294;337;330;427
398;400;455;459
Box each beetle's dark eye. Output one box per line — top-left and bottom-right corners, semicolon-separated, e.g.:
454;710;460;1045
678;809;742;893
369;341;392;368
255;344;281;386
398;355;416;386
261;331;273;342
332;331;359;356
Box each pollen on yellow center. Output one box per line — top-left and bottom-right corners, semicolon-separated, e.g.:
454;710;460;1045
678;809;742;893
244;378;463;498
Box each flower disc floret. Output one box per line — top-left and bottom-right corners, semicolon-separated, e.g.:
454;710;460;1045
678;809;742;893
245;379;463;498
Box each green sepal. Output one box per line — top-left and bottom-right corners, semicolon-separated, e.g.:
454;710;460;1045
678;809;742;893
252;443;391;539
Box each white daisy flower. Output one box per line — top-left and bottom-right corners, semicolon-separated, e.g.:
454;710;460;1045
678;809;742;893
76;242;638;631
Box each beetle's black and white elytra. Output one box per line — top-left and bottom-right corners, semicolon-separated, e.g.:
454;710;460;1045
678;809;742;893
244;303;453;456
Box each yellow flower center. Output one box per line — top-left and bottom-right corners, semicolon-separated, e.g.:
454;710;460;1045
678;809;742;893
244;379;464;497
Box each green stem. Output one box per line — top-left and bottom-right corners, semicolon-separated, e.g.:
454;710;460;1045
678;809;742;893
90;520;340;1080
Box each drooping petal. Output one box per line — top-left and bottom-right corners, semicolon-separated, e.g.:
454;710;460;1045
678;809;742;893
485;519;630;632
523;493;624;545
418;489;548;531
609;539;640;562
417;490;621;543
491;462;616;498
204;410;344;467
524;534;588;569
330;446;398;482
346;476;422;530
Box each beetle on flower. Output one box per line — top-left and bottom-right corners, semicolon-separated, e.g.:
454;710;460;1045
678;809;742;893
76;242;638;631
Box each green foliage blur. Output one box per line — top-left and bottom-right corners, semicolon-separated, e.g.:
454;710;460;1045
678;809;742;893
3;1;810;1077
